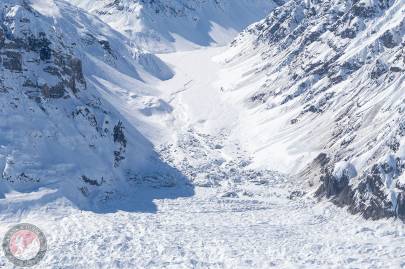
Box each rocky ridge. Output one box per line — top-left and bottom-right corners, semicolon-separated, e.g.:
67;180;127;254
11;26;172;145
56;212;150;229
222;0;404;219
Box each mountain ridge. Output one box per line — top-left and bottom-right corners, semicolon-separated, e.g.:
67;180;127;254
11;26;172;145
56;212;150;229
71;0;279;52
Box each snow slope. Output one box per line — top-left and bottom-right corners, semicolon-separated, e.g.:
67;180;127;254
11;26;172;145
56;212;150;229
214;0;405;220
70;0;279;53
0;0;190;210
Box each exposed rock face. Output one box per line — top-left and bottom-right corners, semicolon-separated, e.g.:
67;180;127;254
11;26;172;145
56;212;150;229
313;154;402;220
224;0;404;220
1;51;22;71
0;6;86;99
113;121;127;167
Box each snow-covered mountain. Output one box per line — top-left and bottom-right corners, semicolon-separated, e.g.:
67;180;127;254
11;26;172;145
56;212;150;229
2;0;405;268
0;0;185;209
71;0;280;52
0;0;403;220
217;0;404;219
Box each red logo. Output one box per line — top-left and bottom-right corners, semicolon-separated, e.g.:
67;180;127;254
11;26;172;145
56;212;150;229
3;223;47;267
9;230;40;259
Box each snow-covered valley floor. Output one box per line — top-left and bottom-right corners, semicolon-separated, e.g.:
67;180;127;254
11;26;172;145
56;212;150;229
1;47;405;269
2;184;405;268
